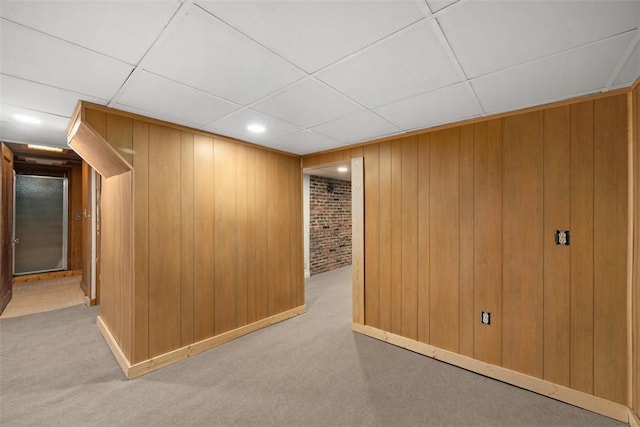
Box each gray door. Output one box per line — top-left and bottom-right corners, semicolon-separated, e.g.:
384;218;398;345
13;175;68;275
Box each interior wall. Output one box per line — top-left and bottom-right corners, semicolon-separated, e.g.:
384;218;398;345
304;92;629;406
633;84;640;418
83;105;304;364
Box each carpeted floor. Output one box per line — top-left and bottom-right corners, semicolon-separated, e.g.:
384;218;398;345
0;266;624;426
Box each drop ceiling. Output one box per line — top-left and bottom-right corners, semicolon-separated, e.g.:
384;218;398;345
1;1;639;156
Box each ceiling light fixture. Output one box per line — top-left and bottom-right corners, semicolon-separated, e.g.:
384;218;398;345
13;114;42;125
247;124;266;133
337;166;349;173
27;144;64;153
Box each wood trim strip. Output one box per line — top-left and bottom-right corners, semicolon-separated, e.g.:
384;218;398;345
629;91;636;409
303;88;631;162
12;269;82;284
630;409;640;427
353;323;630;423
77;101;300;159
352;157;364;325
68;121;132;178
98;305;306;379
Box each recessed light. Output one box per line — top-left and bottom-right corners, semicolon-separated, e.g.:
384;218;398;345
13;114;42;125
247;124;266;133
27;144;64;153
337;166;348;173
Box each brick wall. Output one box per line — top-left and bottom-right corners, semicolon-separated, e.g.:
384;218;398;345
309;175;351;275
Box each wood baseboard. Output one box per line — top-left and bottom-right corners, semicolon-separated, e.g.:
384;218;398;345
352;323;630;423
98;305;306;379
13;269;82;284
630;409;640;427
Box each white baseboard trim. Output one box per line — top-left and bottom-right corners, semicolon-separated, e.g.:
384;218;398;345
352;322;630;423
97;305;306;379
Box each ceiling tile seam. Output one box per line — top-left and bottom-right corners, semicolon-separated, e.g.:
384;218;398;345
0;17;136;66
429;0;468;18
194;3;311;77
427;17;486;115
604;30;640;91
199;105;305;135
466;28;639;81
0;102;72;120
113;101;204;129
130;69;244;109
0;72;109;104
107;0;194;107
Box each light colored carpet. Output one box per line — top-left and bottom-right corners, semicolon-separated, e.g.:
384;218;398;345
0;266;624;426
0;275;85;319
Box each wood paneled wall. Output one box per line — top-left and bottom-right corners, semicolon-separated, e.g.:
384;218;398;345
83;105;303;364
306;93;630;406
633;85;640;418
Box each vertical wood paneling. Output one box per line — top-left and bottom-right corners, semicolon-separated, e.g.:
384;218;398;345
364;144;379;327
80;161;90;295
401;137;418;340
378;142;392;331
429;129;460;352
390;140;403;335
473;119;503;365
132;121;149;363
502;111;544;378
417;134;430;344
543;106;571;387
236;145;248;328
214;139;237;334
106;114;133;165
266;152;277;316
291;157;304;308
634;86;640;417
193;135;214;341
275;154;291;313
459;125;475;357
593;95;628;404
148;125;181;357
68;164;83;270
255;150;269;321
85;109;107;138
246;148;257;324
570;101;594;394
180;132;195;346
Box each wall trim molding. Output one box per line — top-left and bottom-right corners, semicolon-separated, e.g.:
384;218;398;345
630;409;640;427
98;305;306;379
353;323;630;423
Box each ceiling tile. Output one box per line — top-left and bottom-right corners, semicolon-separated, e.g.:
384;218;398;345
0;74;107;118
117;71;240;127
614;41;640;88
143;6;305;106
427;0;458;13
270;130;346;155
203;109;301;147
0;104;70;147
374;83;481;130
313;111;401;144
0;20;133;100
197;0;424;73
251;78;362;128
0;1;180;65
438;1;640;78
317;20;460;109
472;32;636;114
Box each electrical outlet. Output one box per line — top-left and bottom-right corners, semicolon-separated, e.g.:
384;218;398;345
481;311;491;325
555;230;570;246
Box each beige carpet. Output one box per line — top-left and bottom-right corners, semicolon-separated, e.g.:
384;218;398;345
0;266;624;426
0;275;86;319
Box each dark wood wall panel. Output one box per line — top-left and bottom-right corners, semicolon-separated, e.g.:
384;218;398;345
378;142;392;332
193;135;215;342
429;129;460;352
416;135;430;344
542;106;571;387
180;132;195;346
363;144;379;327
502;111;544;378
132;120;149;362
148;125;182;357
459;125;474;357
593;95;628;404
400;137;418;340
473;119;502;366
569;101;594;394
